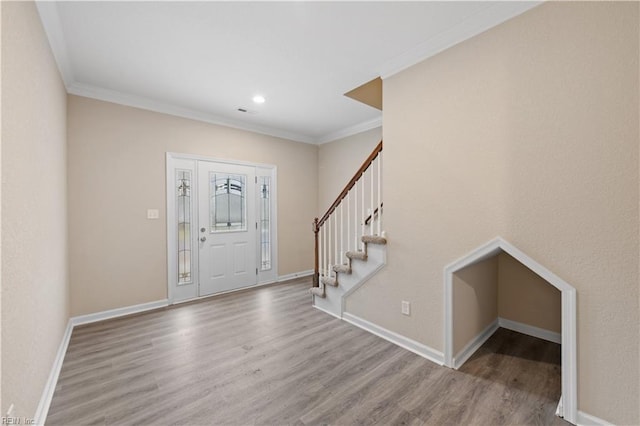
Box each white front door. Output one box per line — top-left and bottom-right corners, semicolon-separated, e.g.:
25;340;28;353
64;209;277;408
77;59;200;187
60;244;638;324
197;161;257;296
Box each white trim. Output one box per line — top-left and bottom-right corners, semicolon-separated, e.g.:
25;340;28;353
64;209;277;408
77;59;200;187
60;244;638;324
68;82;316;144
166;153;279;305
316;119;382;145
378;2;541;79
167;152;277;168
343;312;444;366
576;411;614;426
71;300;168;327
452;319;499;370
556;396;563;418
277;269;314;282
340;246;387;314
170;279;296;305
35;2;74;87
312;303;342;320
443;236;578;425
498;317;562;345
33;320;73;426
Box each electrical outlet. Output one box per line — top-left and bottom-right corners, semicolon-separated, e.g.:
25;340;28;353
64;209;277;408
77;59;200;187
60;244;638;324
147;209;159;219
401;301;410;316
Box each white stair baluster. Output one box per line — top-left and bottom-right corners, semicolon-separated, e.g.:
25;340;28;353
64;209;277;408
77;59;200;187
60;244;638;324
333;210;340;266
319;223;323;280
324;222;328;277
347;193;351;255
370;165;374;236
377;154;382;236
361;178;365;249
340;202;344;263
328;216;332;275
354;184;358;251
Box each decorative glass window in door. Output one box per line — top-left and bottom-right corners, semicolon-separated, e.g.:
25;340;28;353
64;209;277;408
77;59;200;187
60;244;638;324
176;170;192;284
259;176;271;271
210;173;246;232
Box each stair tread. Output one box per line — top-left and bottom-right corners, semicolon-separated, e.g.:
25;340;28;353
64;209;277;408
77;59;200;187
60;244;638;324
333;264;352;274
346;251;368;261
309;287;325;297
321;276;338;287
362;235;387;245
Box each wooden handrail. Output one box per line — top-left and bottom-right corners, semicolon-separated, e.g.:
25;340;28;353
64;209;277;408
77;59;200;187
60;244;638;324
315;140;382;232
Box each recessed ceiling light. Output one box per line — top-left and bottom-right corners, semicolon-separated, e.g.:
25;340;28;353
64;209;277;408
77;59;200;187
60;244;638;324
252;95;266;104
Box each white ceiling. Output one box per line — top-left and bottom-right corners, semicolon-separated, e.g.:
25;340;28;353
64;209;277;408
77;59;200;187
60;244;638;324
37;1;539;144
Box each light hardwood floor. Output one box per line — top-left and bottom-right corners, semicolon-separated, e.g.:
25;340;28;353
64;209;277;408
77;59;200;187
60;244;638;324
47;278;568;425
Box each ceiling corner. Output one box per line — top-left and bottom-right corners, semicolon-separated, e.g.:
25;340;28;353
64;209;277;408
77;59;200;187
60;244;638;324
378;1;542;80
36;1;75;88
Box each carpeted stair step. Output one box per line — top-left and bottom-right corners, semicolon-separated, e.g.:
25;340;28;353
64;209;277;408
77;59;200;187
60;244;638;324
346;251;368;261
321;276;338;287
309;286;325;297
362;235;387;245
333;264;352;274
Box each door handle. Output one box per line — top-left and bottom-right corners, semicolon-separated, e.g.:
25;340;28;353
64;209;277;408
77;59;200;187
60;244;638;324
200;236;207;242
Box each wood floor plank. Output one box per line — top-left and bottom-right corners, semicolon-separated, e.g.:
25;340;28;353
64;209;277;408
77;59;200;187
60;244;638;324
47;278;568;426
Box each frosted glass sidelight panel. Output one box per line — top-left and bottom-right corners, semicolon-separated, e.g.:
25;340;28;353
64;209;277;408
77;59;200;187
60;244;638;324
176;170;192;285
260;176;271;271
210;173;246;232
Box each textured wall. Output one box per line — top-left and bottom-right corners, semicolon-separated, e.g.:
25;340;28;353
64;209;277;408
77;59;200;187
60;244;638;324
67;96;318;316
1;1;69;417
498;252;561;334
452;256;498;355
317;127;381;213
347;2;639;423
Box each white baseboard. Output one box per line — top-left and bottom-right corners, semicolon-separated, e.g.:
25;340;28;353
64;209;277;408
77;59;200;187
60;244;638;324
312;303;342;320
453;317;562;370
342;312;444;366
277;269;313;282
33;320;73;425
452;319;499;370
556;396;563;418
576;410;614;426
498;317;562;345
71;299;168;326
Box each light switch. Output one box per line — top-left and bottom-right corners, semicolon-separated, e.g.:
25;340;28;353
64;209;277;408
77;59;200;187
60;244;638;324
147;209;160;219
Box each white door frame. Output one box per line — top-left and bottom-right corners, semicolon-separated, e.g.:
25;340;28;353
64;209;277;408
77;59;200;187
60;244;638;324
166;152;278;304
443;237;577;425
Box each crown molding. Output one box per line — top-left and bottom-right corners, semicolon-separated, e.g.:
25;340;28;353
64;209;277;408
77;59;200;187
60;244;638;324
316;117;382;145
67;82;317;144
378;1;542;80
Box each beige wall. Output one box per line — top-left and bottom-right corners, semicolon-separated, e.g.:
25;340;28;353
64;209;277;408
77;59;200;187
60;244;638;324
67;96;318;316
498;252;561;334
348;2;639;423
318;127;381;213
452;256;498;355
1;1;69;418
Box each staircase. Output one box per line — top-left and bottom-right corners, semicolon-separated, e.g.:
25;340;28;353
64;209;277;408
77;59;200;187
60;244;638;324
310;141;386;318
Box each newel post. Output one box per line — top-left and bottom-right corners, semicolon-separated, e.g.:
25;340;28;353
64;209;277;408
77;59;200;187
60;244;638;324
313;217;319;287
